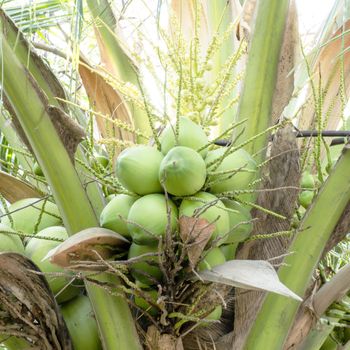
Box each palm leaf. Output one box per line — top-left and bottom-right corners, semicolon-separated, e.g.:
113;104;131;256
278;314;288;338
3;0;71;32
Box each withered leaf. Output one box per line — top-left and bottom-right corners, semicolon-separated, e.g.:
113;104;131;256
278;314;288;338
199;260;302;301
179;216;215;267
0;170;42;203
0;253;72;349
299;19;350;132
46;227;129;268
78;59;135;149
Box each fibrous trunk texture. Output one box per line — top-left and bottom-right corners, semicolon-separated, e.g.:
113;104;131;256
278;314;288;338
231;126;300;349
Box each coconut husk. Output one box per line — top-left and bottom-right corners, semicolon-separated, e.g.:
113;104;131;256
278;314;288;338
146;326;184;350
0;253;72;349
231;125;301;349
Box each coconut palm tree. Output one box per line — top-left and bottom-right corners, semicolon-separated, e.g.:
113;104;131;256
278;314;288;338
0;0;350;349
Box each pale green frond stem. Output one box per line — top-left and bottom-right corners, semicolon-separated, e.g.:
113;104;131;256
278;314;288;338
236;0;290;163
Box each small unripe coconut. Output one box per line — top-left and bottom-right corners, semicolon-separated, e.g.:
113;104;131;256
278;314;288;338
290;213;300;229
105;194;116;203
1;198;61;234
100;194;137;238
179;192;229;243
128;194;178;245
223;200;253;244
159;146;206;196
198;247;226;271
128;243;162;285
301;171;315;189
160;117;208;157
0;223;25;254
92;155;109;169
134;289;159;316
25;226;79;303
61;295;101;350
299;190;314;209
206;148;256;193
33;162;44;177
220;243;237;261
115;146;164;195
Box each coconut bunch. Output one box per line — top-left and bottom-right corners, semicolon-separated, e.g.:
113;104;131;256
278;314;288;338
98;116;257;333
0;116;257;344
0;198;101;350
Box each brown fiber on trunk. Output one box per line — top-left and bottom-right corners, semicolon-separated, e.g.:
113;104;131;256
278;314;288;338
182;283;232;350
146;326;184;350
0;253;72;350
230;126;301;349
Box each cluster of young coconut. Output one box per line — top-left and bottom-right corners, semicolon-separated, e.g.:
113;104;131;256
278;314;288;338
0;198;101;350
100;116;257;327
0;117;257;344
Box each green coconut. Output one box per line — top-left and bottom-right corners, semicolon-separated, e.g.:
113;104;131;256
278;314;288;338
134;289;159;316
25;226;80;304
299;190;314;209
0;223;25;254
128;194;178;245
100;194;137;238
33;162;44;177
115;146;164;195
179;192;229;243
159;146;206;196
206;148;256;193
301;171;315;189
128;243;162;285
160;117;208;157
105;194;116;203
220;243;237;261
198;247;226;271
61;295;102;350
1;198;61;234
93;155;109;168
223;199;253;244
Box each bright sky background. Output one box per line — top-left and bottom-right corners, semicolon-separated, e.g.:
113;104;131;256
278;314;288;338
296;0;335;41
